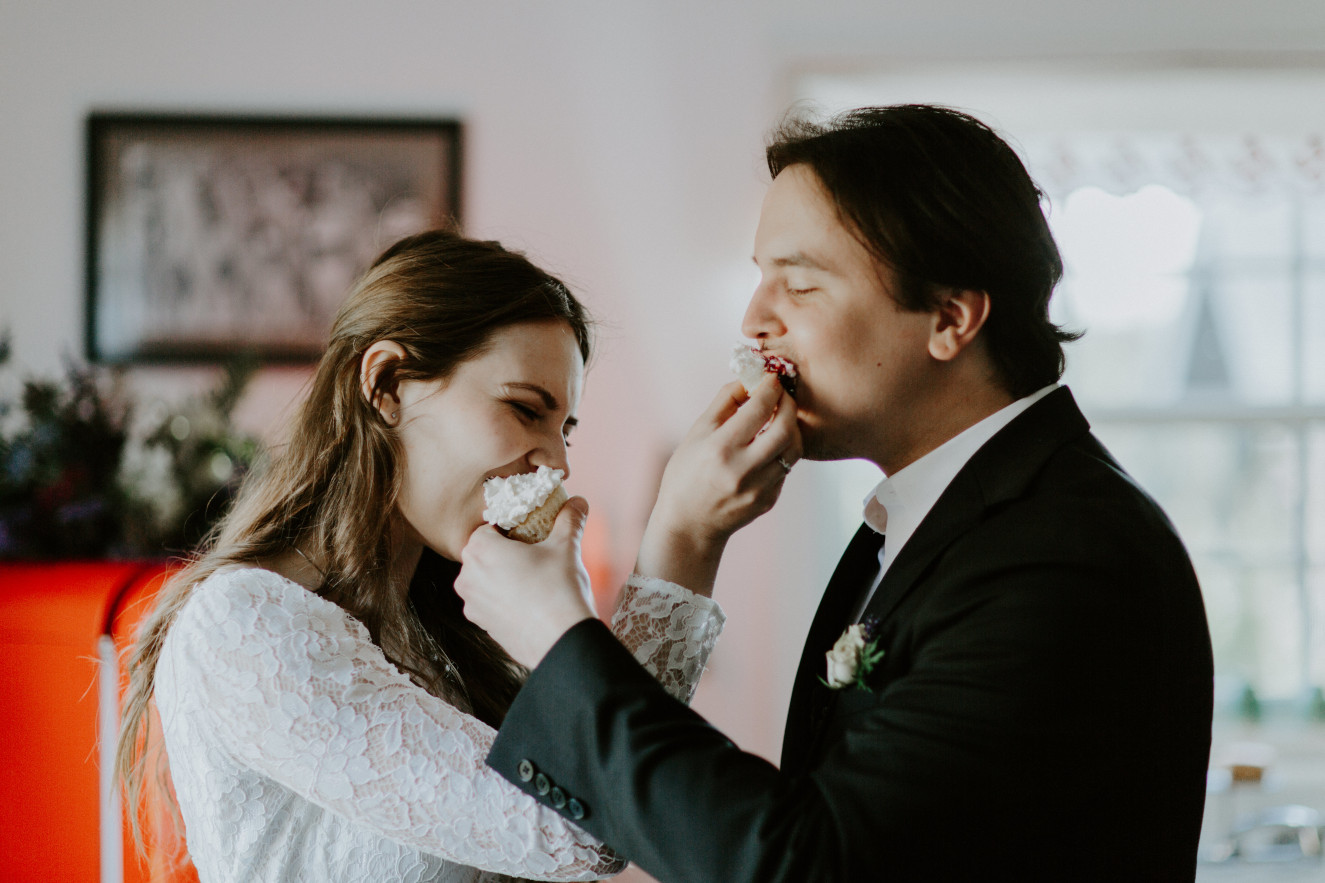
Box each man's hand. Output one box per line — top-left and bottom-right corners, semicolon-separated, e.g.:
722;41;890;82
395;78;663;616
455;497;597;669
635;373;801;595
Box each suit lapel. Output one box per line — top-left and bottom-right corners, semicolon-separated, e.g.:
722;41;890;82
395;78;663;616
861;386;1093;628
780;524;884;772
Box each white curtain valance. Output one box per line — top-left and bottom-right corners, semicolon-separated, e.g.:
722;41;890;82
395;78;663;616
1020;133;1325;200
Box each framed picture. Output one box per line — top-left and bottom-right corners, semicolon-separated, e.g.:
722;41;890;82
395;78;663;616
85;113;462;363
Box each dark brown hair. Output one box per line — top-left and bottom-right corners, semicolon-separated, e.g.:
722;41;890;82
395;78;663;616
116;228;592;847
767;104;1079;397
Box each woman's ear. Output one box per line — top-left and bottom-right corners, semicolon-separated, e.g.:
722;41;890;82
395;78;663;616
360;340;408;424
928;289;991;362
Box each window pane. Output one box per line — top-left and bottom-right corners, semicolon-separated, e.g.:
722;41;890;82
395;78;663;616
1094;422;1306;699
1204;196;1293;261
1311;426;1325;690
1052;185;1200;407
1057;311;1188;408
1214;272;1295;405
1304;273;1325;404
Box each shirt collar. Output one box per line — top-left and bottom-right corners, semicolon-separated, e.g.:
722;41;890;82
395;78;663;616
861;384;1058;546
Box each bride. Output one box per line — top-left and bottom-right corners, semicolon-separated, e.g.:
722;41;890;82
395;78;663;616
115;229;740;881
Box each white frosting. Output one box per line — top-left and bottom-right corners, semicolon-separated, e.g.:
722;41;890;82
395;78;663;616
482;466;565;529
730;344;768;393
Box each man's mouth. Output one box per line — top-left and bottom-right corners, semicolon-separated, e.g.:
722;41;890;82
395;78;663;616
760;351;798;396
731;343;800;397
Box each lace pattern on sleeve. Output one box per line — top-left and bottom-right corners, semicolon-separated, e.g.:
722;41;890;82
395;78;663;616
609;574;726;704
163;568;624;881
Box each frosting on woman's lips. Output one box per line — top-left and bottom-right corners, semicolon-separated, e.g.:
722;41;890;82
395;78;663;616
482;466;566;530
730;343;798;396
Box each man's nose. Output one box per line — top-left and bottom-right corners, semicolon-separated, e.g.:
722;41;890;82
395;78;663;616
741;281;783;340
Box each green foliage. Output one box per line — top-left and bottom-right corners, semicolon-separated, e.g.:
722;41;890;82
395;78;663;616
0;355;261;559
0;364;132;557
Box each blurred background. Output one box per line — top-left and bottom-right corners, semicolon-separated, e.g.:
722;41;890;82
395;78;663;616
2;0;1324;879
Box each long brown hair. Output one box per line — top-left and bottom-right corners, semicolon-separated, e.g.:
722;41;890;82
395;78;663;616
116;228;592;847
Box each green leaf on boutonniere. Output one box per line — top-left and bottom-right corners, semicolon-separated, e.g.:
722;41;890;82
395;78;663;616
820;616;884;691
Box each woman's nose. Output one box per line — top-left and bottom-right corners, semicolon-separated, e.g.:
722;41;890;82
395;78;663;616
535;435;571;480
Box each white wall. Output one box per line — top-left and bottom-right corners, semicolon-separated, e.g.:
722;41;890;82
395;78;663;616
3;0;1324;763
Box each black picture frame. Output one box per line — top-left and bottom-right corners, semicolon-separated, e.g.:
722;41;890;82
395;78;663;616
85;113;462;363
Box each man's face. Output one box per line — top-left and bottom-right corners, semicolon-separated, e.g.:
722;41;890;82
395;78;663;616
744;164;935;470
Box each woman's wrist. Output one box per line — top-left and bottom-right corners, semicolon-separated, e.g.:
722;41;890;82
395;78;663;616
634;516;729;597
522;607;596;668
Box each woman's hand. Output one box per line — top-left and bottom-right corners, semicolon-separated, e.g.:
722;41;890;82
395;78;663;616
635;373;800;596
455;497;597;668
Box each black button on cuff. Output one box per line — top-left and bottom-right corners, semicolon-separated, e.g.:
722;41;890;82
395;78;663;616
534;772;551;796
566;798;586;820
549;786;567;809
517;760;535;782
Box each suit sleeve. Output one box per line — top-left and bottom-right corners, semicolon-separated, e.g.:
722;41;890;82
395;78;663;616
487;517;1211;882
485;612;1023;882
488;619;827;880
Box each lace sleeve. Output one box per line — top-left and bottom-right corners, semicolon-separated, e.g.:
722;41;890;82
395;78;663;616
609;574;726;704
168;569;624;881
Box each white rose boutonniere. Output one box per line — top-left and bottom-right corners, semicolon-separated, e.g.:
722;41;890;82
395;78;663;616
821;617;884;691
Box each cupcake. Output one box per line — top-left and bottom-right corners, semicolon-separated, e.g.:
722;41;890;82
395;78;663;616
482;466;569;544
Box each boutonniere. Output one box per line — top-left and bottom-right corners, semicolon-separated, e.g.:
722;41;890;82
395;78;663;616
821;616;884;691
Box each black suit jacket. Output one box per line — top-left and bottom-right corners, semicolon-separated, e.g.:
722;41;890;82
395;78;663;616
489;388;1214;881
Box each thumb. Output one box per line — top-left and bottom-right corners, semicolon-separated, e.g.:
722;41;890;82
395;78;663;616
551;495;589;544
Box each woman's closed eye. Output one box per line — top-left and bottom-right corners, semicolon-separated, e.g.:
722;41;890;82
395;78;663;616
509;400;540;421
508;400;575;446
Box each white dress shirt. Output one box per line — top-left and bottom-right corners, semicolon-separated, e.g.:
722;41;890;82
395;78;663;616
850;384;1058;621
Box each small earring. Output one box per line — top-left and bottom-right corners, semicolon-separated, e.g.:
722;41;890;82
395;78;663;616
391;411;399;420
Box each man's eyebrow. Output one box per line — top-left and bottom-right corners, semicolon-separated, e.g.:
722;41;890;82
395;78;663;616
502;383;577;426
753;252;831;272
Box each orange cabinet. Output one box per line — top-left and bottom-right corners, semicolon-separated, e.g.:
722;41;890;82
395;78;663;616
0;561;194;883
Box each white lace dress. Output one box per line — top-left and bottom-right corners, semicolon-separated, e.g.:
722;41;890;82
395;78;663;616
156;567;723;882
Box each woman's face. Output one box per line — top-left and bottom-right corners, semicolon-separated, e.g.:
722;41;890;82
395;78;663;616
390;319;584;561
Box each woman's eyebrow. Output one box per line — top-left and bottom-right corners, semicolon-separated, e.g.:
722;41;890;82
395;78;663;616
502;382;561;412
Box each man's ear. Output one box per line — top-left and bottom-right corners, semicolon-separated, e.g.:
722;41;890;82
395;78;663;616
928;289;991;362
360;340;408;424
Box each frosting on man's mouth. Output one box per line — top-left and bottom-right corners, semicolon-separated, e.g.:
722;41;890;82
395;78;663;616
730;344;798;397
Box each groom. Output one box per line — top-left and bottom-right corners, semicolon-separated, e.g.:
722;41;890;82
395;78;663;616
457;105;1214;880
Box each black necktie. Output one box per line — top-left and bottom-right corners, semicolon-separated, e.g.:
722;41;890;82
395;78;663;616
846;534;885;627
781;526;885;771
